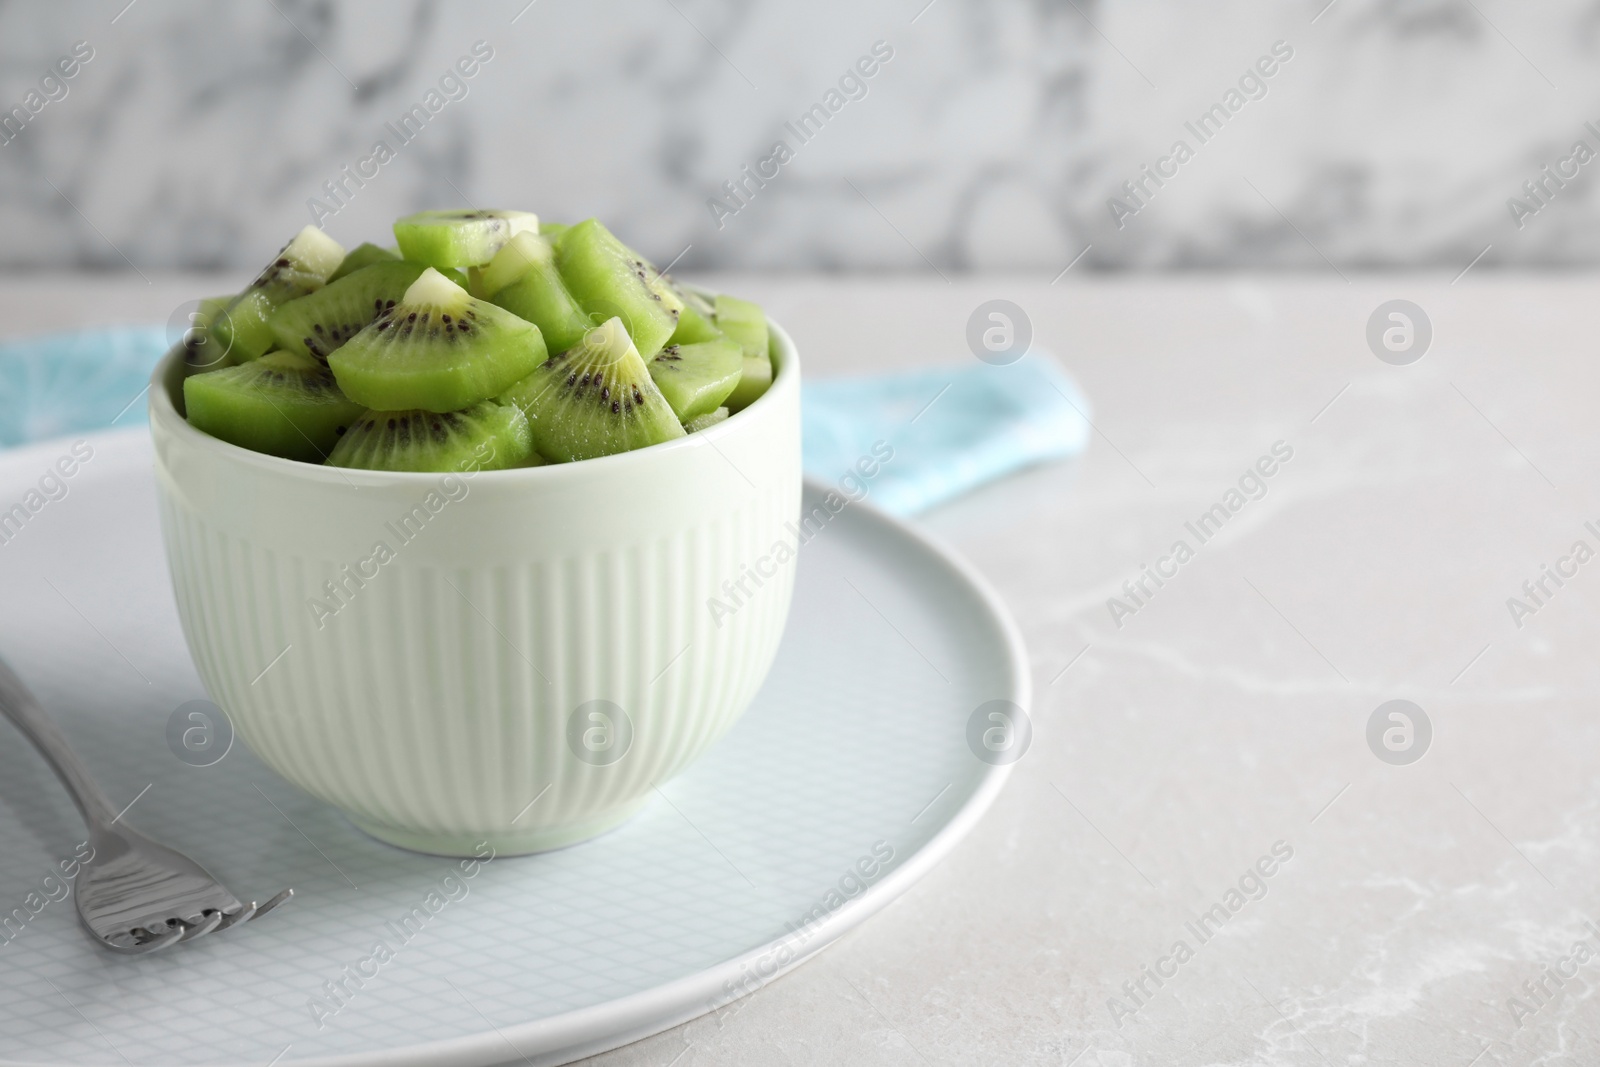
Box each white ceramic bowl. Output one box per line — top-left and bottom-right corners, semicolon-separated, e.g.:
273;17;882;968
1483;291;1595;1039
149;325;802;856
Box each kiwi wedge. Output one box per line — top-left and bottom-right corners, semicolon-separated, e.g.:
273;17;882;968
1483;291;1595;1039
468;233;539;298
327;268;548;414
716;294;774;412
684;407;729;433
664;281;722;346
554;219;683;357
393;209;539;269
647;339;743;421
268;261;429;361
539;221;570;241
184;350;363;463
211;226;346;362
724;354;773;413
328;242;401;283
713;294;768;359
183;294;239;373
326;401;536;472
499;316;685;462
479;233;592;355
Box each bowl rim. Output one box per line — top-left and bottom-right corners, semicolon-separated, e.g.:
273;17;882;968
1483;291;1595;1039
150;316;800;485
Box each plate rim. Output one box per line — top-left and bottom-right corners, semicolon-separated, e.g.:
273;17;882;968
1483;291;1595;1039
0;431;1032;1067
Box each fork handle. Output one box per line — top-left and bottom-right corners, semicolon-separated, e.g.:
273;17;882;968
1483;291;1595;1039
0;655;120;831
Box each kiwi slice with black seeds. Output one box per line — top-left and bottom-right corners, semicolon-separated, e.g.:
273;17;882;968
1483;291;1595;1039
328;242;401;283
328;268;549;414
171;210;781;465
480;233;592;355
183;350;363;463
554;219;683;357
393;209;539;269
499;316;685;462
211;226;346;362
268;261;429;361
684;406;729;434
647;338;742;421
326;401;535;472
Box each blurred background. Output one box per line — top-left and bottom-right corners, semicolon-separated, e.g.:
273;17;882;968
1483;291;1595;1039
1;0;1594;276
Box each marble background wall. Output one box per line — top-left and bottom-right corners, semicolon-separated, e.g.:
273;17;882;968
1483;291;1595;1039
0;0;1595;274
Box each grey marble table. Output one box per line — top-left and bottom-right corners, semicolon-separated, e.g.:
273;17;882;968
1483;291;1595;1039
3;273;1596;1066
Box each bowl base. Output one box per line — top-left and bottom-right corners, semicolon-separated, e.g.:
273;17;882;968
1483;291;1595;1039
347;795;653;858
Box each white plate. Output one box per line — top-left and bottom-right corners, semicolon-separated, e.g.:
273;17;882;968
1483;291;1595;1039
0;429;1029;1067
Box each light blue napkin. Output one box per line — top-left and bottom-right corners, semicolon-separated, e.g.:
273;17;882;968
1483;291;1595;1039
0;326;170;447
802;356;1090;515
0;328;1092;515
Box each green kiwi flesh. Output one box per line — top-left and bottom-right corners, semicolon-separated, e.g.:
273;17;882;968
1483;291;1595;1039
713;293;768;359
724;355;773;413
184;350;363;463
683;407;729;433
647;338;743;421
665;280;722;345
268;261;429;361
328;268;549;413
328;242;401;282
212;226;346;361
393;209;539;269
717;294;774;411
326;401;535;472
471;232;548;297
498;316;684;462
482;233;593;355
184;294;239;373
173;211;780;465
554;219;683;357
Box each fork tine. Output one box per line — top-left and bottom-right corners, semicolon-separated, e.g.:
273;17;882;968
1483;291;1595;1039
178;910;224;942
211;887;292;935
249;888;294;922
140;924;189;953
254;889;293;918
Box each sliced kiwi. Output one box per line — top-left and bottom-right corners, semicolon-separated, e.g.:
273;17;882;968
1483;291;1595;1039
717;295;774;412
470;231;549;298
724;353;773;413
328;242;401;283
327;268;548;414
393;209;539;269
664;280;723;346
326;401;535;472
684;407;729;434
183;351;363;463
554;219;683;357
499;317;685;462
481;233;592;355
268;261;428;361
647;339;742;421
211;226;346;362
714;294;768;360
539;221;570;241
183;294;240;373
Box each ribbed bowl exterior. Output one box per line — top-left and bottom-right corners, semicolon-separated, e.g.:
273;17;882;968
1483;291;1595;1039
149;326;802;856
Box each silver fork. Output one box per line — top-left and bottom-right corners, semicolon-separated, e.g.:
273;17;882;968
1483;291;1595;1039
0;655;291;954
